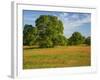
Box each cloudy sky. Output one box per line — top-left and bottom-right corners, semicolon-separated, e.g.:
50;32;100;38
23;10;91;38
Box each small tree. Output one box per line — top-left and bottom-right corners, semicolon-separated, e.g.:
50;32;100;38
68;32;85;45
23;24;37;46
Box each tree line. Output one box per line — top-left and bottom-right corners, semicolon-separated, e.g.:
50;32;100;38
23;15;91;48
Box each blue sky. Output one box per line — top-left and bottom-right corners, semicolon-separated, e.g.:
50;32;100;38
23;10;91;38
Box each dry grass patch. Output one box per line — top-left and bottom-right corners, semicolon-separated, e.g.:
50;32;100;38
23;46;90;69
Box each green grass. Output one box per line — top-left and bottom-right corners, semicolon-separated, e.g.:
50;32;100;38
23;46;91;69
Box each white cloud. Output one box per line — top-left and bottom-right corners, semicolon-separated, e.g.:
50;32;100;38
58;12;69;20
64;14;90;28
62;13;69;17
61;13;91;37
71;14;79;19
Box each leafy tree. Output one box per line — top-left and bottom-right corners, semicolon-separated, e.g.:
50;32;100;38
53;35;67;46
38;36;53;48
35;15;66;48
68;32;85;45
85;36;91;45
23;24;37;46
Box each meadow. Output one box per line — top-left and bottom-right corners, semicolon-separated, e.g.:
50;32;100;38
23;46;90;69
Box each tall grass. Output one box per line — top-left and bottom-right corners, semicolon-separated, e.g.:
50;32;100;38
23;46;90;69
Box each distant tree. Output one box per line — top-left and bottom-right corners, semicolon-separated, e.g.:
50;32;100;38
35;15;67;48
68;32;85;45
23;24;37;46
85;36;91;45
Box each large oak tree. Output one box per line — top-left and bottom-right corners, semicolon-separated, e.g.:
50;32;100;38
35;15;67;48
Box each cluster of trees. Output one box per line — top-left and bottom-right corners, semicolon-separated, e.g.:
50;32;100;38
23;15;91;48
68;32;91;45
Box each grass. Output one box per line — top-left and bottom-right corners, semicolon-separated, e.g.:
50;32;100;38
23;46;91;69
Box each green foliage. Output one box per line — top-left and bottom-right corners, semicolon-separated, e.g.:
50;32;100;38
35;15;67;48
68;32;85;45
23;24;37;46
85;36;91;45
53;35;67;46
37;36;53;48
23;15;90;47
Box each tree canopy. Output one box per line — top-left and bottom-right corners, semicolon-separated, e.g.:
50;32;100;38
68;32;85;45
23;24;37;46
35;15;66;48
85;36;91;45
23;15;91;48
